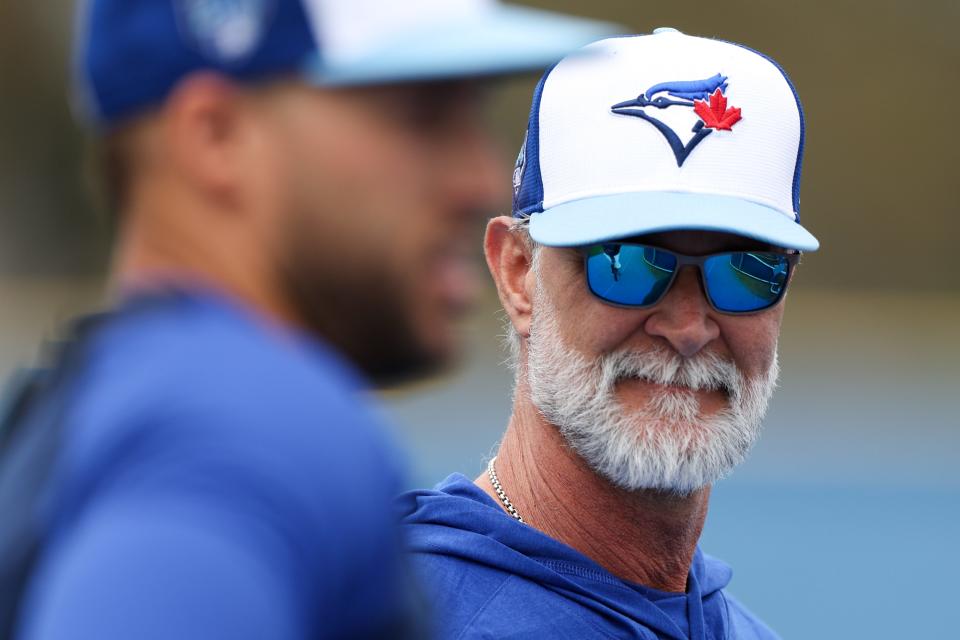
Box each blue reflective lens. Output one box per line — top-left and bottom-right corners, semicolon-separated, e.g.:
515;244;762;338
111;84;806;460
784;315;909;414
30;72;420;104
584;245;791;313
703;252;790;312
585;244;676;306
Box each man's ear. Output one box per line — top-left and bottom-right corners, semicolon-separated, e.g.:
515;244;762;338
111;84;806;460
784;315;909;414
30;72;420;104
485;216;534;340
161;73;248;206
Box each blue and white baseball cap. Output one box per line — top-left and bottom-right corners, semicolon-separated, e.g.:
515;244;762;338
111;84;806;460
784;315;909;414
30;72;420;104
73;0;620;128
513;29;819;252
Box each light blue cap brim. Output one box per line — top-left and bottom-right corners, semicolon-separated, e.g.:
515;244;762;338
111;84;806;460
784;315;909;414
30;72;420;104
529;192;821;252
303;6;620;85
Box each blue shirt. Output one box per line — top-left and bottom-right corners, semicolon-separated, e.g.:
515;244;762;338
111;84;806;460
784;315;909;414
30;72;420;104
399;474;779;640
13;291;416;639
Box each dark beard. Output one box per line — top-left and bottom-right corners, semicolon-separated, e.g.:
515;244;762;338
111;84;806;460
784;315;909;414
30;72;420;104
277;222;442;388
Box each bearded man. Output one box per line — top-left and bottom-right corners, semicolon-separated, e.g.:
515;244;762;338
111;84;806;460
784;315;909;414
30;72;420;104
400;30;819;639
0;2;615;638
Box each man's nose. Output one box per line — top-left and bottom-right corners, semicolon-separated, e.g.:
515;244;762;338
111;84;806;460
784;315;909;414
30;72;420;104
643;267;720;358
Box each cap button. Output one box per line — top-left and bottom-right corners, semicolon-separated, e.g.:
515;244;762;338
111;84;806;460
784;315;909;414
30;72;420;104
653;27;680;34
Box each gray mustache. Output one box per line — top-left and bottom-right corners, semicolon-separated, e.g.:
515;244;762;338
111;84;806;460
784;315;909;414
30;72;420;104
602;349;741;397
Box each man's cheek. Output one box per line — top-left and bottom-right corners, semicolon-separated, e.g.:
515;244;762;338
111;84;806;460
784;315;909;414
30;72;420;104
731;330;779;378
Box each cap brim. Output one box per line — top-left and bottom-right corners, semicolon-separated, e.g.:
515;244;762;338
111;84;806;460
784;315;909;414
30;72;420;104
303;6;620;85
529;192;821;252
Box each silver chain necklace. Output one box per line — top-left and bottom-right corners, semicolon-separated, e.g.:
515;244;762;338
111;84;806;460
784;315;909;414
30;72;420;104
487;456;524;523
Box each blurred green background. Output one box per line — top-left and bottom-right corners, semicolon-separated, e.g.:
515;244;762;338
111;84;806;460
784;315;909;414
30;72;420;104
1;2;958;638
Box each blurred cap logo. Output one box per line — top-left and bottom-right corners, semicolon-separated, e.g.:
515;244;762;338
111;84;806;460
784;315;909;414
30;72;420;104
175;0;276;63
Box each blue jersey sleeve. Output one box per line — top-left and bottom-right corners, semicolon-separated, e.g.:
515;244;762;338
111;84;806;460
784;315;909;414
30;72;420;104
19;497;306;639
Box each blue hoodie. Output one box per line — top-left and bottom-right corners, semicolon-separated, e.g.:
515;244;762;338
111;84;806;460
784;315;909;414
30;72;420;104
399;474;778;640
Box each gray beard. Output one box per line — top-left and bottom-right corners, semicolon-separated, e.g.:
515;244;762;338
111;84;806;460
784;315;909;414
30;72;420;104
525;282;779;496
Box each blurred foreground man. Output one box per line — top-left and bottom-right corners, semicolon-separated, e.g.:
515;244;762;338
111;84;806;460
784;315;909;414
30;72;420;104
0;1;613;638
401;30;819;639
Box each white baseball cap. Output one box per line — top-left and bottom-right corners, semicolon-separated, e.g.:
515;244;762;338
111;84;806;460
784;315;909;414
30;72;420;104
512;28;819;252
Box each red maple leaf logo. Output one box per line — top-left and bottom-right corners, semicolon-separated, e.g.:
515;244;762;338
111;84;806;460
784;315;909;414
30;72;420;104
693;88;742;130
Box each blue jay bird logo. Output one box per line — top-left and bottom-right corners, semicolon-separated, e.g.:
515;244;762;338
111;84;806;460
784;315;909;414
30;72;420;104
611;73;742;167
